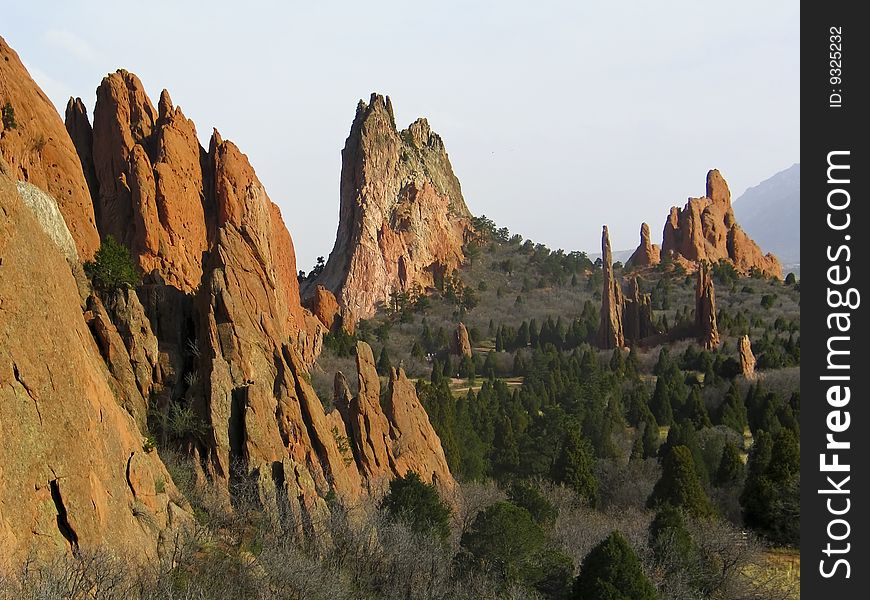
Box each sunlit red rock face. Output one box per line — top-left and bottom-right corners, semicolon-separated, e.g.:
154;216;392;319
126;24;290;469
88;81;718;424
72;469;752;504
84;71;214;292
333;342;455;494
661;170;782;278
0;174;190;566
311;94;474;326
0;36;100;259
68;72;320;364
626;222;661;269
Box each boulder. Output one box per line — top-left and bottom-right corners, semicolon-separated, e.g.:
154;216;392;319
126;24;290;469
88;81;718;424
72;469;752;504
312;284;341;331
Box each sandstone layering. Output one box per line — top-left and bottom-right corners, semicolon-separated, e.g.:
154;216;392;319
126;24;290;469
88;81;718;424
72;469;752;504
309;94;474;326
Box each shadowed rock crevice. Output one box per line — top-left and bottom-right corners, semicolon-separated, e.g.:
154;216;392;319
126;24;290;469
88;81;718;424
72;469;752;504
49;479;79;552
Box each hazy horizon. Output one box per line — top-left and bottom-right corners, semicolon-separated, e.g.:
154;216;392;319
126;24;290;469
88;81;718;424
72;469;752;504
5;1;799;269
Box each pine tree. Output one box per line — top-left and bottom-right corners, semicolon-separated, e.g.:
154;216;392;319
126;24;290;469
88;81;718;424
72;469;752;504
572;531;658;600
681;386;712;428
718;381;748;435
382;471;451;540
376;346;392;376
715;441;744;487
648;445;714;519
649;377;674;426
648;505;697;572
551;429;598;507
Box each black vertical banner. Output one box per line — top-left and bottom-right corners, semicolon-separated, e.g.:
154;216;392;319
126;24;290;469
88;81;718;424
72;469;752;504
802;4;868;597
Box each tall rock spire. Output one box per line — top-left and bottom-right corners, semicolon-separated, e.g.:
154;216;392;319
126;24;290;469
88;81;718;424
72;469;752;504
597;225;625;349
695;262;720;349
626;222;661;268
309;93;474;326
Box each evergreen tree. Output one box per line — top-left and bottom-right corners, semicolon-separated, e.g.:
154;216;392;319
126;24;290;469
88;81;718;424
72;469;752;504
715;441;744;487
718;381;748;435
647;445;714;519
83;235;139;291
649;377;674;426
648;505;697;577
376;346;392;376
508;482;558;528
382;471;451;540
609;348;625;375
680;386;712;428
462;502;574;597
572;531;658;600
551;428;598;507
740;429;799;544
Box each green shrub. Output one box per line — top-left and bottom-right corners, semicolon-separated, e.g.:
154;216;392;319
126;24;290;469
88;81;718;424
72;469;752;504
84;236;138;291
381;471;451;541
2;102;16;130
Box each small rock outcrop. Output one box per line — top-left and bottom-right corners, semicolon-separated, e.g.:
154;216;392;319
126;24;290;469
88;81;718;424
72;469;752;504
597;226;625;349
452;322;473;357
739;335;756;379
0;174;188;565
311;284;341;332
626;223;661;269
0;36;100;258
695;262;720;349
310;94;474;325
661;170;782;278
337;342;455;493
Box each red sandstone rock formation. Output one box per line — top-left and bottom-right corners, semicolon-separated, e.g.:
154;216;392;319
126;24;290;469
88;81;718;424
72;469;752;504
310;94;473;325
338;342;455;493
0;173;189;565
739;335;756;379
88;72;214;292
695;262;720;350
196;185;365;528
452;322;473;357
597;226;625;349
661;170;782;278
311;284;341;331
627;223;661;269
0;36;100;259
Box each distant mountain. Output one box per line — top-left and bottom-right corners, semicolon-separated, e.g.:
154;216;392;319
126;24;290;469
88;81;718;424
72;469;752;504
733;164;800;265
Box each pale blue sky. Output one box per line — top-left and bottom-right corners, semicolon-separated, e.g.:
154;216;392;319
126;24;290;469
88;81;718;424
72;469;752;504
4;1;799;270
